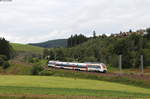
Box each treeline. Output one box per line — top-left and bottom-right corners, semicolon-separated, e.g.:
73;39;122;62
43;28;150;68
67;34;88;47
0;38;14;69
67;31;108;47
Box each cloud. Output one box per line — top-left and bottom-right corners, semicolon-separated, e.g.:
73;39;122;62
0;0;150;44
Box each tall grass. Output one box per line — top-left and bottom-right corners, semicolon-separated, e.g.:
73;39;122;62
4;61;32;75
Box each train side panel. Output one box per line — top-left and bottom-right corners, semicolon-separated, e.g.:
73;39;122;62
48;61;107;73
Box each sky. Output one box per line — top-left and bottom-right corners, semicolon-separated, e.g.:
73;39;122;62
0;0;150;44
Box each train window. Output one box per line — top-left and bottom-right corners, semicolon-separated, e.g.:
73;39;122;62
55;64;76;67
77;65;86;68
88;65;101;69
48;64;54;66
56;64;66;66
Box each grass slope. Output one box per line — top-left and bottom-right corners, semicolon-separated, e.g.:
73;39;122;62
5;60;32;75
11;43;44;54
0;75;150;98
29;39;67;48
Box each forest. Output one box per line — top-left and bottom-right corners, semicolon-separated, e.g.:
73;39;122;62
0;38;14;69
43;28;150;68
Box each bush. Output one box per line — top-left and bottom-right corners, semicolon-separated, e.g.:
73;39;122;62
31;65;44;75
0;57;4;66
0;55;10;69
0;55;7;66
2;61;10;69
0;55;7;61
63;57;75;62
39;70;54;76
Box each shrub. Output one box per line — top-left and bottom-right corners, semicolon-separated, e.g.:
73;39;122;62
2;61;10;69
63;57;75;62
31;65;44;75
0;57;4;66
39;70;54;76
0;55;7;61
0;55;10;69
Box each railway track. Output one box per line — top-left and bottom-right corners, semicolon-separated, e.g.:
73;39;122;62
46;67;150;81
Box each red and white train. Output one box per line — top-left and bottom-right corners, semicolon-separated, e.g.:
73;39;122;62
48;61;107;73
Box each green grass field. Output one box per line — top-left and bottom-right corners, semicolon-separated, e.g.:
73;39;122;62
0;75;150;99
11;43;44;54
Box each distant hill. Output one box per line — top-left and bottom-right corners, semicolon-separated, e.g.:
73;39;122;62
29;39;67;48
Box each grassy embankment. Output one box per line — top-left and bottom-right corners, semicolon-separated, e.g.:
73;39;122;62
0;43;45;74
11;43;44;54
0;75;150;99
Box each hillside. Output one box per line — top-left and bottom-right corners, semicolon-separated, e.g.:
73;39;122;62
29;39;67;48
11;43;44;54
44;33;150;68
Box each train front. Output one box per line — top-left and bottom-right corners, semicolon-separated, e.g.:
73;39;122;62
100;63;107;73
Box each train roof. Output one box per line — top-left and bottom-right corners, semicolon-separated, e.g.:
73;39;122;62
49;61;105;65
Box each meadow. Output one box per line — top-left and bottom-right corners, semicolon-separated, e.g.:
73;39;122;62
0;75;150;99
11;43;44;54
3;42;149;99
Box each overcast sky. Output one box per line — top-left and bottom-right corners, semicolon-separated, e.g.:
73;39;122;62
0;0;150;44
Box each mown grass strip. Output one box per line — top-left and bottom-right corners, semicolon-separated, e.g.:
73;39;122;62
0;75;150;94
0;86;150;98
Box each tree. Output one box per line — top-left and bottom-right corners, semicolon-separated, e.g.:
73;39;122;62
113;38;128;55
0;55;5;66
146;28;150;40
43;48;49;58
0;38;13;60
54;48;64;60
129;29;132;33
93;30;96;38
0;55;10;69
67;35;73;47
67;34;88;47
128;34;143;51
81;56;97;62
49;49;55;60
101;34;107;38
